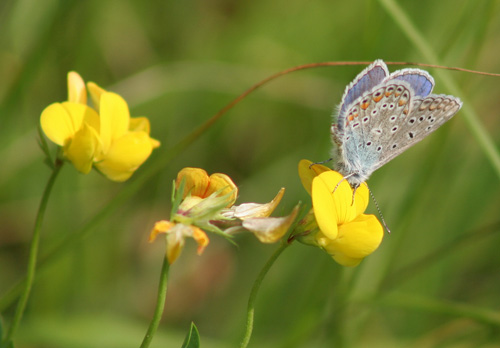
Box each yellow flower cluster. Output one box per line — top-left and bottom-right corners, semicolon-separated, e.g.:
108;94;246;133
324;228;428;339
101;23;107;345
150;168;298;264
297;160;384;266
40;72;160;181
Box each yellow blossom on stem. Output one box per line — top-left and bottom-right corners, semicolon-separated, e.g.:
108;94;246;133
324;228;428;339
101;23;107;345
40;71;160;181
150;220;209;264
296;159;384;267
149;168;297;263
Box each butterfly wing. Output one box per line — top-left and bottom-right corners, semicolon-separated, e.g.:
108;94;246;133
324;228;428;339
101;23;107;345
336;80;462;184
335;60;389;136
374;92;462;168
384;68;435;97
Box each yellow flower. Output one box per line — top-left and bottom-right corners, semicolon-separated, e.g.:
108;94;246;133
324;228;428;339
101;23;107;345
176;167;238;207
40;71;160;181
296;160;384;267
149;167;297;263
150;220;209;265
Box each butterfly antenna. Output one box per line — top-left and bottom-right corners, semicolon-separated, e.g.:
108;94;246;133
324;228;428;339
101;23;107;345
309;158;333;168
364;183;391;234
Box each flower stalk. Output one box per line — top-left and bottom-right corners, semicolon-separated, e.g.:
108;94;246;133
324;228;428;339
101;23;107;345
240;240;291;348
140;256;170;348
2;159;64;345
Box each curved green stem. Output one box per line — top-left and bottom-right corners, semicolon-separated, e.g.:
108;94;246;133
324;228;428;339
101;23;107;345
240;241;291;348
140;256;170;348
2;159;64;344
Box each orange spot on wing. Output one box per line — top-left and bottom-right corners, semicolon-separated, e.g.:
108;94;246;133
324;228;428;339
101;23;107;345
385;91;392;97
361;102;370;110
348;115;354;121
398;99;407;106
373;94;383;102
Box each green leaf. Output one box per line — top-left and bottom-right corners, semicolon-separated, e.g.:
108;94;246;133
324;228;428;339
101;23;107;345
171;178;185;218
0;316;13;348
37;124;55;169
181;322;200;348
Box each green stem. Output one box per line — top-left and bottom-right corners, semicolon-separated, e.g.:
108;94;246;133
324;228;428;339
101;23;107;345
2;159;64;344
240;241;290;348
140;256;170;348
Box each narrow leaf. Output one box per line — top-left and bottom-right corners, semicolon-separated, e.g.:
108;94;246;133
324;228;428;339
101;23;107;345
181;322;200;348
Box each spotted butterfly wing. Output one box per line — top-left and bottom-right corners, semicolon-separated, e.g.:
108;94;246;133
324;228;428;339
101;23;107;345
331;61;462;187
335;60;388;137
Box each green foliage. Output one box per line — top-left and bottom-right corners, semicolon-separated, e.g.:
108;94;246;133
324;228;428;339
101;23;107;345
181;323;200;348
0;0;500;347
0;318;14;348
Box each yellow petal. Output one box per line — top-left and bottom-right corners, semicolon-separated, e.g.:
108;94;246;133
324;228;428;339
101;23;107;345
150;138;161;149
87;81;107;111
176;168;210;198
129;117;151;133
94;131;153;182
166;230;185;264
298;159;331;196
206;173;238;206
40;102;99;146
191;226;209;255
311;174;340;239
324;214;384;266
313;171;368;226
230;188;285;219
149;220;176;242
243;204;299;243
129;117;160;148
67;71;87;104
99;92;130;153
64;122;100;174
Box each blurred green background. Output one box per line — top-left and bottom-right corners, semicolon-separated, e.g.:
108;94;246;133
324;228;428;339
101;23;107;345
1;0;500;347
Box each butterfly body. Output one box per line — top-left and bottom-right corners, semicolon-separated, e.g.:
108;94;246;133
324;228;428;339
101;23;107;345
331;60;462;187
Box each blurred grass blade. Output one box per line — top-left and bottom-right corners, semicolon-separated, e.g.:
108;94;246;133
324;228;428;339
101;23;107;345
378;0;500;180
1;313;13;348
381;220;500;291
181;323;200;348
376;293;500;326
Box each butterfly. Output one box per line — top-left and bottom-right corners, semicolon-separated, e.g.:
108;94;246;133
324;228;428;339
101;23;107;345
331;60;462;188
